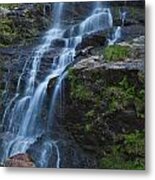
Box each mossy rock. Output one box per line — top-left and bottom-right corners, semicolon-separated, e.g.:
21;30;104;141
99;130;145;170
0;4;51;47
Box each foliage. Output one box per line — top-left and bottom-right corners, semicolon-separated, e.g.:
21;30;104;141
102;76;144;118
85;123;93;132
68;68;93;102
0;4;50;47
69;66;144;118
123;130;145;157
85;110;95;120
99;130;145;170
104;45;131;62
71;84;93;102
0;4;19;9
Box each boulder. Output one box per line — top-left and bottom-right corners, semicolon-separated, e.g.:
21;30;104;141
76;31;107;50
5;153;35;167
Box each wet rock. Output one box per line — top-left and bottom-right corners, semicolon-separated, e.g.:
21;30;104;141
50;39;66;48
121;25;145;41
63;24;80;38
5;153;35;167
27;134;97;168
76;31;107;50
47;77;58;95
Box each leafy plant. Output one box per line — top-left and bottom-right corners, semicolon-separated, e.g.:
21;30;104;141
101;75;144;118
99;130;145;170
104;45;131;62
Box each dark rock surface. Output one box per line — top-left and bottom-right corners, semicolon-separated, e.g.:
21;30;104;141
76;31;107;50
62;35;145;168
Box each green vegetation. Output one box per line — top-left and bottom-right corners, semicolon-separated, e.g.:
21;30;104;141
68;68;93;102
0;4;50;47
0;17;39;47
99;130;145;170
68;67;145;119
103;75;144;118
0;4;18;9
68;67;145;169
104;45;131;62
85;110;95;120
71;84;93;102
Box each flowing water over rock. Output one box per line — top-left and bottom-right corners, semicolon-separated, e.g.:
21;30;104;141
0;2;116;167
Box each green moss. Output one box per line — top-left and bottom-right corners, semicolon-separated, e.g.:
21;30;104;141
68;68;93;102
99;130;145;170
104;45;131;62
123;130;145;157
68;68;144;118
85;123;93;132
84;110;96;133
0;4;19;9
71;84;93;102
102;76;144;117
85;110;95;120
0;4;51;47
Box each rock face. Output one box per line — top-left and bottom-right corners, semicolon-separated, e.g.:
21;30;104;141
0;47;33;128
0;2;145;169
5;153;35;167
0;4;51;47
63;36;145;169
76;31;107;50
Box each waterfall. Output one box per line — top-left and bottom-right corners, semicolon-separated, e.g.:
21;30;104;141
108;26;121;45
0;2;115;167
79;8;113;34
108;7;127;45
0;2;65;164
119;8;127;26
53;2;64;28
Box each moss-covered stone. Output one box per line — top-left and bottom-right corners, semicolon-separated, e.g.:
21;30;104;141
65;58;144;169
68;68;94;102
0;4;51;47
99;130;145;170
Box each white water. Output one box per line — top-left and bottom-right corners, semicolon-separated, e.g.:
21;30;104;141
120;9;127;26
0;2;116;167
53;2;64;28
108;26;121;45
108;8;127;45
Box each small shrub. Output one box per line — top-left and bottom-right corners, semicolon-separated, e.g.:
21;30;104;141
99;130;145;170
104;45;131;62
101;76;144;117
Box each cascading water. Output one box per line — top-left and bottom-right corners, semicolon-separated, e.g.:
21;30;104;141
0;2;65;165
108;26;122;45
108;8;127;45
120;8;127;26
0;2;116;167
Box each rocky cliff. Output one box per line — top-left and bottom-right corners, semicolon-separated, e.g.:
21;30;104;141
0;1;145;169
